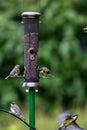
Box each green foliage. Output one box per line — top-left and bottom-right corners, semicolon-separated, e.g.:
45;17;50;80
39;0;87;108
0;0;87;109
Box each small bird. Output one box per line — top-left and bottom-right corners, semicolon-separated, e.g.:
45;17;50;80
10;102;25;120
38;66;51;78
5;65;20;79
57;111;84;130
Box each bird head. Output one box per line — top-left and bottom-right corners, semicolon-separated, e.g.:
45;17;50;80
72;114;78;121
57;111;78;123
10;102;16;106
15;65;20;69
39;67;50;73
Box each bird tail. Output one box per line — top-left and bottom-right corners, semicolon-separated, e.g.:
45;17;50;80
20;114;25;120
5;75;9;79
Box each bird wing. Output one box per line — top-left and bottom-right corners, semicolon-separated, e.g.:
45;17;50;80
65;123;84;130
58;111;73;123
11;105;22;115
10;68;19;77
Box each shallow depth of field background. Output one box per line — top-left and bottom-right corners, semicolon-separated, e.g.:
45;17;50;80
0;0;87;130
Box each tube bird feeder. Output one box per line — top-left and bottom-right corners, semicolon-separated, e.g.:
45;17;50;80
22;12;40;130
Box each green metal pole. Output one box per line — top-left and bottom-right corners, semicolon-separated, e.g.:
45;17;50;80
29;89;35;130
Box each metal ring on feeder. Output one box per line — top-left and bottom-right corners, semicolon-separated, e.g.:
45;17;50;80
22;82;39;92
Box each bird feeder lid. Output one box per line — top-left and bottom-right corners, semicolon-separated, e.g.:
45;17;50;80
22;12;40;18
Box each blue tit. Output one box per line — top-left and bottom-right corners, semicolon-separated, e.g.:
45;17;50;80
10;102;25;120
5;65;20;79
38;67;50;78
83;27;87;32
58;111;84;130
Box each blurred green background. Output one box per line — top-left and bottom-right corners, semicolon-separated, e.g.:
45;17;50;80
0;0;87;130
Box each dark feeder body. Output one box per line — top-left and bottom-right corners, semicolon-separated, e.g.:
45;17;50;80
22;12;40;91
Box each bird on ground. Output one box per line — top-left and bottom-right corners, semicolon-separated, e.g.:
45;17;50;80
57;111;84;130
38;66;54;78
5;65;20;79
10;102;25;120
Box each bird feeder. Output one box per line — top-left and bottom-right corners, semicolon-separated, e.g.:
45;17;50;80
22;12;40;91
22;12;40;130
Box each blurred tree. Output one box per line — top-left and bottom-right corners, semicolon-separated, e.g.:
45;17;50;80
0;0;87;109
39;0;87;109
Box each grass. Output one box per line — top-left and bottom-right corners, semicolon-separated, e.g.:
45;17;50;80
0;106;87;130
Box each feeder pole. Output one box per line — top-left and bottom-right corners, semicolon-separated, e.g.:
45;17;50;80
22;12;40;130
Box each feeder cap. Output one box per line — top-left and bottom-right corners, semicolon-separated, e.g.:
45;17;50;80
22;12;40;18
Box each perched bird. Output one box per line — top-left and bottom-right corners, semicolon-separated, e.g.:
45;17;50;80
38;66;51;78
57;111;84;130
10;102;25;120
5;65;20;79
